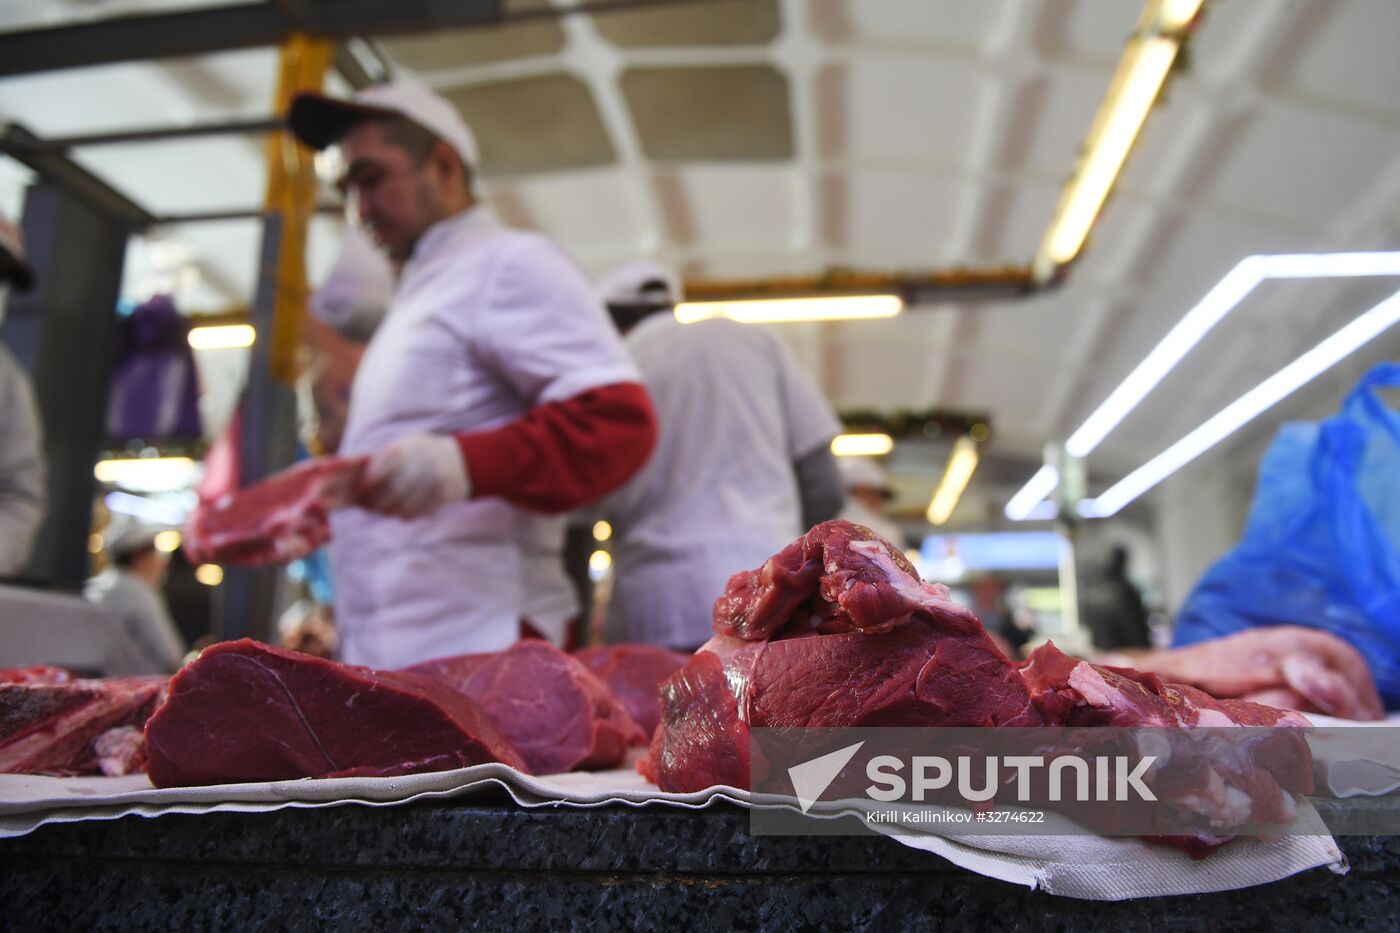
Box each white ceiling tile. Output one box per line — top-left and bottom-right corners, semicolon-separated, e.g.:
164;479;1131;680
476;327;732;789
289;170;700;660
842;169;961;264
498;168;648;264
1270;0;1400;122
839;0;1006;54
844;56;988;168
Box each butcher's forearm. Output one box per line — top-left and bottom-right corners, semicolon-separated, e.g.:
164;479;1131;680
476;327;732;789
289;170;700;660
455;382;658;514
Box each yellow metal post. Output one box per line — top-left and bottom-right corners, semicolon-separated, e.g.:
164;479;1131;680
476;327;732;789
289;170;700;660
263;33;332;385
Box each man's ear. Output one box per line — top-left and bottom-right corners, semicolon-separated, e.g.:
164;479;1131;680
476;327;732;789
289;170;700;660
429;141;464;189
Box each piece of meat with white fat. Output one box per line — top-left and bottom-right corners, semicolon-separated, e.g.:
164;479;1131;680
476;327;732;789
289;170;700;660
144;640;526;787
645;522;1040;793
573;644;689;737
409;641;645;775
1;675;166;776
183;455;367;566
1021;642;1314;854
1096;626;1383;721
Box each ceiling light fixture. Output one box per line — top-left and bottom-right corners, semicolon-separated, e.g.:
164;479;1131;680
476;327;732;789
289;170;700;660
1004;464;1060;521
926;436;979;526
94;457;198;492
188;323;256;350
1005;250;1400;519
1039;34;1180;270
1081;286;1400;517
831;433;895;457
675;294;903;325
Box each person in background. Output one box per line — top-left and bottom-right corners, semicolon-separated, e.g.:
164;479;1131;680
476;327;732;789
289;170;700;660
1080;544;1152;651
0;212;45;578
594;259;845;651
837;456;903;545
288;81;657;668
84;528;187;675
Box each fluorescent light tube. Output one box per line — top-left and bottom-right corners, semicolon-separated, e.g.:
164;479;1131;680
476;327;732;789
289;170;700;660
831;434;895;457
188;324;256;350
926;436;979;526
1004;464;1060;521
1044;37;1178;266
1084;287;1400;517
675;294;903;325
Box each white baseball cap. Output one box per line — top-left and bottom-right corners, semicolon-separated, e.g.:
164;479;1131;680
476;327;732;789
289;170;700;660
597;259;683;309
289;80;479;173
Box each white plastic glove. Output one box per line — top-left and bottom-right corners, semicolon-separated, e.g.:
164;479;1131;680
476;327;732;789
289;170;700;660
359;432;471;519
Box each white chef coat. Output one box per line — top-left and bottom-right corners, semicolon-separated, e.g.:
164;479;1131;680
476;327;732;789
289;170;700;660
329;206;640;669
601;313;840;649
0;345;44;577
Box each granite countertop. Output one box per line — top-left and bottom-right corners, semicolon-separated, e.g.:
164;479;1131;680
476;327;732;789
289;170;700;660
2;794;1397;931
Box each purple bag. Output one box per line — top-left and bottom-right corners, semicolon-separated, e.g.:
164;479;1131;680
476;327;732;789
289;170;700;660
106;295;204;441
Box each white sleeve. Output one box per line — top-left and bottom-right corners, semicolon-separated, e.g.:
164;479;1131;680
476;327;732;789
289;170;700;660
0;351;45;576
768;331;842;460
476;235;640;406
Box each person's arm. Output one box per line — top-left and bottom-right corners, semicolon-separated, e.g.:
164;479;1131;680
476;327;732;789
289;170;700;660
456;382;656;514
358;234;656;518
794;444;844;529
0;352;45;576
769;330;844;531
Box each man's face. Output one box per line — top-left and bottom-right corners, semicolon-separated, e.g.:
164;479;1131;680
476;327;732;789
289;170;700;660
338;122;445;263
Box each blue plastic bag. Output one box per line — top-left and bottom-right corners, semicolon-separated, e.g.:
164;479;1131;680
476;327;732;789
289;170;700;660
1173;362;1400;709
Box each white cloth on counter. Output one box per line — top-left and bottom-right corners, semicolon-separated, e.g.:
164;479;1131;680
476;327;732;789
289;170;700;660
600;314;841;649
329;205;639;668
0;765;1344;900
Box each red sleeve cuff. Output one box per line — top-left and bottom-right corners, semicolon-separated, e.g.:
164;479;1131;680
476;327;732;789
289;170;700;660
455;381;657;514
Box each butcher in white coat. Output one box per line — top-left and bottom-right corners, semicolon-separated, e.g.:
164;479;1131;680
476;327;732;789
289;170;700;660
289;82;657;668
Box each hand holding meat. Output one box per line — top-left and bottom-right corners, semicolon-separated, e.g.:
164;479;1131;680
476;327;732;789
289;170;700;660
358;432;471;518
1097;626;1383;721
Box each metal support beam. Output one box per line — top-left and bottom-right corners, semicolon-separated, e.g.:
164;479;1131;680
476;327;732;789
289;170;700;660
0;1;504;78
3;118;285;153
0;125;154;227
0;182;130;589
219;214;301;641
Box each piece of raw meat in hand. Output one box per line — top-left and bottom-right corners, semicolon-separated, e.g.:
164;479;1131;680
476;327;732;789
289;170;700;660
0;674;167;776
409;641;646;774
144;640;526;787
573;644;689;737
183;455;367;566
1096;626;1383;721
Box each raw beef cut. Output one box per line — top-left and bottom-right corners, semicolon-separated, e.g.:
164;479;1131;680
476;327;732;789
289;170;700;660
145;639;526;787
1;675;166;776
0;665;74;685
643;521;1042;792
409;641;645;774
183;455;367;566
643;520;1317;856
1021;642;1313;853
573;644;688;737
1096;626;1383;721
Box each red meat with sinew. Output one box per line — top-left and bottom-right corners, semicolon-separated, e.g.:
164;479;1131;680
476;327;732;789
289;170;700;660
573;644;689;737
409;641;645;775
144;640;526;787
